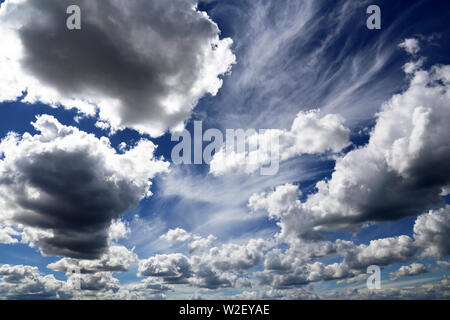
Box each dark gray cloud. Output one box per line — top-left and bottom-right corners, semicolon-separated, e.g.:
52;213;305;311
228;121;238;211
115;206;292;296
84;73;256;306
11;151;139;258
0;0;235;136
0;115;168;259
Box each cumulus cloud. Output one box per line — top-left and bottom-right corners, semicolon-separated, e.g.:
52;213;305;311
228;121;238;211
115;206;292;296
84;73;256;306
110;278;172;300
0;263;172;300
0;264;72;299
159;228;216;253
0;226;20;244
250;61;450;236
138;253;193;284
47;245;138;274
343;236;418;271
210;110;350;176
257;256;350;289
414;206;450;258
0;0;235;136
108;220;130;243
389;263;427;281
0;115;169;258
399;38;420;55
255;235;422;289
189;234;216;253
76;272;120;293
201;239;268;273
189;260;237;290
138;239;269;289
160;228;191;243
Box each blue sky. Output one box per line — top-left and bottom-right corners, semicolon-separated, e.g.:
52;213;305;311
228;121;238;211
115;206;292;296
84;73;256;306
0;0;449;299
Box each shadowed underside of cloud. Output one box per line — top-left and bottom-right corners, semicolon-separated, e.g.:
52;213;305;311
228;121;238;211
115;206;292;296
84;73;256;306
0;115;169;258
0;0;235;136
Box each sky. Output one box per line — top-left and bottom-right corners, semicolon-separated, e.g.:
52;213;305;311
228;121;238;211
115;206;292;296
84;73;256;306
0;0;449;300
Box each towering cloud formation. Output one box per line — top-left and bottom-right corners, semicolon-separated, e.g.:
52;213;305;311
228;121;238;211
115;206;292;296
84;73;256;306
250;61;450;238
0;115;169;258
0;0;235;136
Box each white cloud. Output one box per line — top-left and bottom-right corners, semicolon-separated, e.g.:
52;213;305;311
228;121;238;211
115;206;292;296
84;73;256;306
399;38;420;55
189;234;216;253
414;206;450;258
0;226;20;244
343;236;418;271
250;61;450;236
0;264;72;299
48;245;138;274
138;253;192;284
210;110;350;176
389;263;427;281
138;238;270;289
0;0;235;136
402;58;424;74
201;238;268;273
108;220;130;243
160;228;192;243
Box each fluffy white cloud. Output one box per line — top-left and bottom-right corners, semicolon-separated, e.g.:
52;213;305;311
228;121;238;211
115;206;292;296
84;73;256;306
0;0;235;136
201;239;268;273
389;263;427;281
189;234;216;253
0;226;20;244
257;255;350;289
414;206;450;258
138;239;270;289
159;228;216;253
76;272;120;293
402;58;424;74
0;264;72;299
255;235;421;289
108;220;130;243
48;245;138;274
343;236;418;271
210;110;350;176
399;38;420;55
160;228;191;243
250;61;450;237
0;115;169;258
